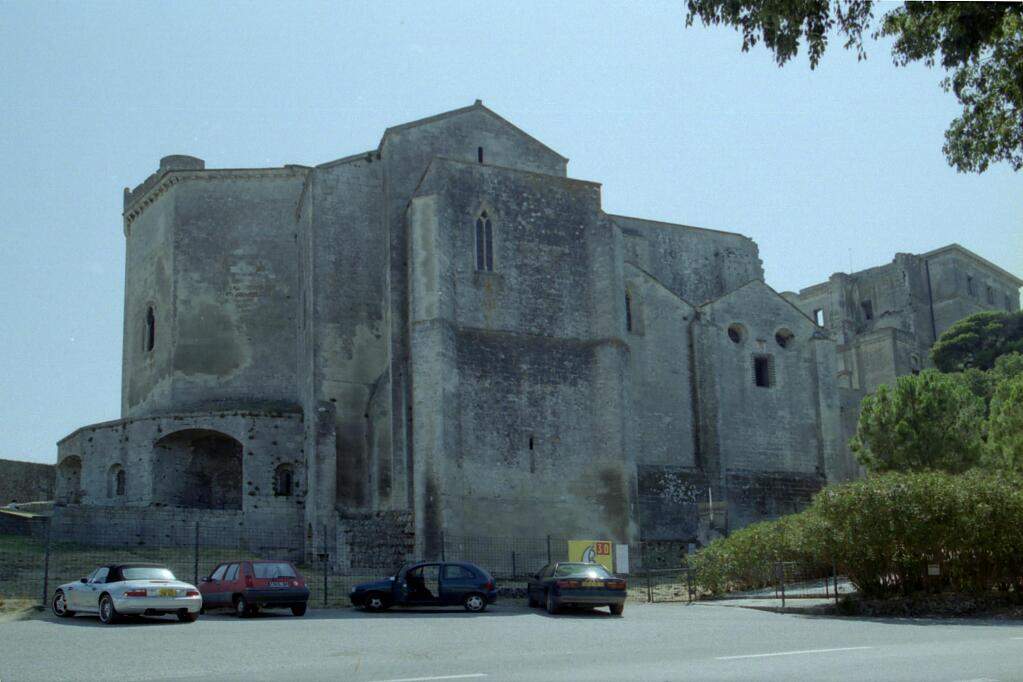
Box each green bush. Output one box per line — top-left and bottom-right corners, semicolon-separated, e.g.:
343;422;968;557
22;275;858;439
692;471;1023;598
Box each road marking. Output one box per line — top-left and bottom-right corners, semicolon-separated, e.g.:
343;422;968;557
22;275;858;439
716;646;873;660
369;675;488;682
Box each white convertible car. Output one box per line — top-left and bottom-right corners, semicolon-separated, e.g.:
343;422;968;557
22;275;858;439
51;563;203;624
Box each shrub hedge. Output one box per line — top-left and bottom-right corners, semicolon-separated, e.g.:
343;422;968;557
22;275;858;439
690;471;1023;598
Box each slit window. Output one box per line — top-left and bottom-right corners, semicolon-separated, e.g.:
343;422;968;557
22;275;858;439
986;285;995;305
861;300;873;321
475;210;494;272
625;290;633;332
813;308;825;326
753;354;774;388
967;275;975;296
1007;294;1014;311
477;146;484;164
144;306;156;352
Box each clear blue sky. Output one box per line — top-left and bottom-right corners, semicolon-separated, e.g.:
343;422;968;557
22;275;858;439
1;1;1020;464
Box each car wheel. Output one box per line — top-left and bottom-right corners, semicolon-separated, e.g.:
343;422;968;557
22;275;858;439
291;604;307;617
177;609;199;623
364;592;390;612
609;603;624;616
98;594;119;625
545;590;559;615
463;593;487;613
234;595;252;618
52;590;75;618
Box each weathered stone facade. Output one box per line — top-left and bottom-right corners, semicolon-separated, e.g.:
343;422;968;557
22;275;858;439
54;101;1021;562
0;459;54;505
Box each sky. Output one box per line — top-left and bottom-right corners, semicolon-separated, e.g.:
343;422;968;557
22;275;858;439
1;1;1021;464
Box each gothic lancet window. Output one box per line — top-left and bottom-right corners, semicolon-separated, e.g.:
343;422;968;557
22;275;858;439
625;290;633;332
475;210;494;272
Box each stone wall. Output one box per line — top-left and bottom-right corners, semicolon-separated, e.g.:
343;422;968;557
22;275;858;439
0;459;54;504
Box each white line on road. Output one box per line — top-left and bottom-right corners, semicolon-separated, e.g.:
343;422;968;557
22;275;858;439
716;646;873;660
369;675;488;682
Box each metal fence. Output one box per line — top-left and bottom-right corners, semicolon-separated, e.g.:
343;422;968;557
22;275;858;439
0;518;855;611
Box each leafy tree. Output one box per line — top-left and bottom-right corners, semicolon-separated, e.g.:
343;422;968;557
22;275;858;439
851;370;985;473
684;1;1023;173
983;373;1023;471
931;310;1023;372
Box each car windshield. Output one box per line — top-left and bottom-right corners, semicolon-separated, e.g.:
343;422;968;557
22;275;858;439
554;563;613;579
253;562;297;578
121;567;176;581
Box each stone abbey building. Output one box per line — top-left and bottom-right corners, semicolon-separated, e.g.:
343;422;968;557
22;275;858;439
53;102;1021;564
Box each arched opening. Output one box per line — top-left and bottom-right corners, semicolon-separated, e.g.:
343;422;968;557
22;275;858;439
727;323;746;344
57;456;83;504
774;328;794;349
107;463;125;498
152;429;243;509
475;210;494;272
274;464;294;497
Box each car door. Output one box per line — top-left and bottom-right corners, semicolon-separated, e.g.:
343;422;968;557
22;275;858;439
67;568;96;610
528;564;551;603
204;563;229;606
221;563;241;604
82;567;109;612
403;564;441;605
440;564;476;605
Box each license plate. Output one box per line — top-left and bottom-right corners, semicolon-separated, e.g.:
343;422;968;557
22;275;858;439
581;580;603;588
271;581;289;588
158;588;176;597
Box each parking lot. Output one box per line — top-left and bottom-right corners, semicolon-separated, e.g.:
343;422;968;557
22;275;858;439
3;601;1023;681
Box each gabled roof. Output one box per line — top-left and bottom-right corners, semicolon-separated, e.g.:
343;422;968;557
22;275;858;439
698;279;822;328
378;100;569;162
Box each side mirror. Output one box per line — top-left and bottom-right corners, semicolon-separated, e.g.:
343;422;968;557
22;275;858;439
201;577;211;583
79;577;88;583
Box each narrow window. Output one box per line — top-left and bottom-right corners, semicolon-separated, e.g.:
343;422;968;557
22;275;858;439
753;355;774;388
625;291;633;332
528;436;534;451
1007;294;1014;311
475;211;494;272
986;286;994;305
477;146;484;164
107;464;125;498
116;468;125;496
813;308;825;326
145;306;156;352
861;300;873;321
967;275;975;296
274;464;294;497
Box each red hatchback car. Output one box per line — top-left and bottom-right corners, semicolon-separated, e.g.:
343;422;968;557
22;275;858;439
199;560;310;617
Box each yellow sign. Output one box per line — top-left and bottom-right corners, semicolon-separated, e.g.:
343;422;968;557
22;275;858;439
568;540;613;573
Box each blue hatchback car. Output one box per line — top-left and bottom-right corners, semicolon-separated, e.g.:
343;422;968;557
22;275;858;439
350;561;497;612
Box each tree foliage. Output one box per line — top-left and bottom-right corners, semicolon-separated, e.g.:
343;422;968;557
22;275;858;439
850;370;985;474
931;310;1023;372
984;373;1023;472
692;471;1023;598
684;1;1023;173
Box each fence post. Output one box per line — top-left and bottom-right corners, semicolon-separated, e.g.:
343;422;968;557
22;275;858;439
776;562;786;609
833;559;839;605
440;531;445;562
686;567;694;603
193;521;200;586
40;518;52;610
646;571;653;603
512;551;517;579
546;535;552;564
322;525;329;608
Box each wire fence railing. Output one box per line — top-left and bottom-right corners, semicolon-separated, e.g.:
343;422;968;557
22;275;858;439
0;517;855;610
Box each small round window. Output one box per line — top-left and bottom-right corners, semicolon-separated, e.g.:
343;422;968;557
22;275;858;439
775;328;794;349
727;324;746;344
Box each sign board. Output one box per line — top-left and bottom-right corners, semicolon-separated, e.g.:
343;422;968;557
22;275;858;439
568;540;613;573
928;563;941;576
614;544;629;574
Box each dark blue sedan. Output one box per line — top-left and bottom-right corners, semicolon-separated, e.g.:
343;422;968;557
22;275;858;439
350;561;497;612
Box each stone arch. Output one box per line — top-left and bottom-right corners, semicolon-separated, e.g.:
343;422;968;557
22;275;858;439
56;456;83;504
152;429;243;509
273;463;294;497
107;463;126;498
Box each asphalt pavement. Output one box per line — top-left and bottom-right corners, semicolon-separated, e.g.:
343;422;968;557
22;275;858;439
1;601;1022;681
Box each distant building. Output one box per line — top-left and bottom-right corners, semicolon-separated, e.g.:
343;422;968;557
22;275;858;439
52;102;1021;564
